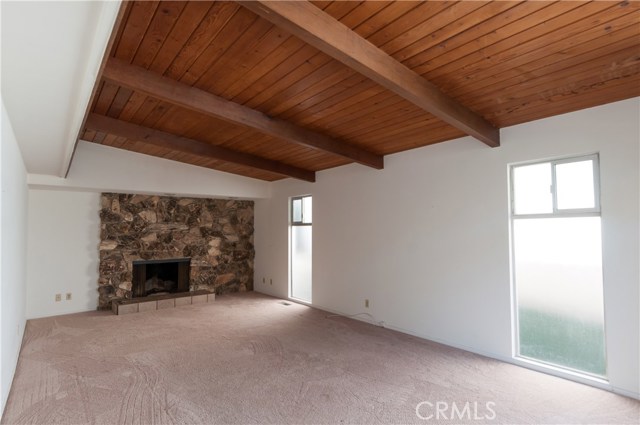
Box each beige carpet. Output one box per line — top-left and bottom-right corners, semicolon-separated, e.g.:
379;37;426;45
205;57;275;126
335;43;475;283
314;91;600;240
2;292;638;425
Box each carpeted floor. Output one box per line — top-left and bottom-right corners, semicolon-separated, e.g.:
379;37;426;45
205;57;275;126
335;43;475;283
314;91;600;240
2;292;638;424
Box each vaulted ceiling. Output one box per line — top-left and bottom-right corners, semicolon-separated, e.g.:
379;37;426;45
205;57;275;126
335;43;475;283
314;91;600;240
78;0;640;182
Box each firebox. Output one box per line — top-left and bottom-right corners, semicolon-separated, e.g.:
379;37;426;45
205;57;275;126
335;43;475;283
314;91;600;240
131;258;191;298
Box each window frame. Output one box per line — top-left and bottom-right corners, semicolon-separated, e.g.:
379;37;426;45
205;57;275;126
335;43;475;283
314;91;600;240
291;195;312;226
510;153;601;219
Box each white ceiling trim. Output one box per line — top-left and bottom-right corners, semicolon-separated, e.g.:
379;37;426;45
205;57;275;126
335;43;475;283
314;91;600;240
61;0;122;177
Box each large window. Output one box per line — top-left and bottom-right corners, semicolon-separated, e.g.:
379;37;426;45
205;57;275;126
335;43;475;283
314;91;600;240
290;196;312;302
511;154;606;378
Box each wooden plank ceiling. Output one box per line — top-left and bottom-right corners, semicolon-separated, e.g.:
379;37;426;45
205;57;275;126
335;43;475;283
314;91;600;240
78;0;640;182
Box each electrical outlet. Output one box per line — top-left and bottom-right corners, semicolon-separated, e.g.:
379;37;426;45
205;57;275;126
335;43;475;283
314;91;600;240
55;294;62;302
66;293;72;301
365;299;369;308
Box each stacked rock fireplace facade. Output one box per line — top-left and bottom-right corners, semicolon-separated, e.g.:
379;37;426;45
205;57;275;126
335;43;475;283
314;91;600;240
98;193;254;309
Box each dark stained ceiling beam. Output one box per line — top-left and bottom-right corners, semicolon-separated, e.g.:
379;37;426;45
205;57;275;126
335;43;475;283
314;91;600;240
85;113;317;182
240;0;500;148
102;59;384;169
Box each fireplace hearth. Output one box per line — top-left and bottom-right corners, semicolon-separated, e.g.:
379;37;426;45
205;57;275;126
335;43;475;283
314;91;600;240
132;258;191;298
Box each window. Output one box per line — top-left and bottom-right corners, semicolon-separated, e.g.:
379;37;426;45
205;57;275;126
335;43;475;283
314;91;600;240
291;195;312;225
510;154;606;378
512;156;600;216
290;195;312;302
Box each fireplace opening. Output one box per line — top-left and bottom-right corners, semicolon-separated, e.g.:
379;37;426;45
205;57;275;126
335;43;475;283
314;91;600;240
132;258;191;298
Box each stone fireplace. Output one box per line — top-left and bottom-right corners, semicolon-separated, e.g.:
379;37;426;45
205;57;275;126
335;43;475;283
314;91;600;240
98;193;254;309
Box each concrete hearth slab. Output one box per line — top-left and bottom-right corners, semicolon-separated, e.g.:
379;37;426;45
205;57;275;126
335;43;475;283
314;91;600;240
192;294;207;304
112;290;214;315
157;299;175;309
138;301;157;313
175;297;192;307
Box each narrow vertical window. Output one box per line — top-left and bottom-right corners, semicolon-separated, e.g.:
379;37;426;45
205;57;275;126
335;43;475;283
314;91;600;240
511;155;606;378
290;195;312;302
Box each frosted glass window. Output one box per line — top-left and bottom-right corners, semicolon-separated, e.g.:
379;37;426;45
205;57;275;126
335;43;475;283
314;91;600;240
556;160;596;210
291;225;312;302
514;217;605;376
511;154;605;379
513;163;553;215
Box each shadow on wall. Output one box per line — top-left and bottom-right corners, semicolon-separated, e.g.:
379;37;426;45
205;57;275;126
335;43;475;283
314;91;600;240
87;195;101;308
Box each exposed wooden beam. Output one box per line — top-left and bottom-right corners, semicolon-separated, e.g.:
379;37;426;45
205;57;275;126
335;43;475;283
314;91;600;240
102;58;384;169
85;113;316;182
240;1;500;148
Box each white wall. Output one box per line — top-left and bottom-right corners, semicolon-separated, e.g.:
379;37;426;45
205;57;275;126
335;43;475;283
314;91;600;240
0;101;28;413
254;98;640;398
25;140;270;318
26;190;100;319
29;141;270;199
1;0;121;176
